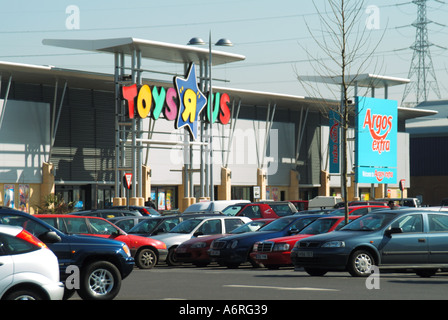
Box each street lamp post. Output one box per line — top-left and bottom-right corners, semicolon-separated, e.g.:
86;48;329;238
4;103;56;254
188;33;233;201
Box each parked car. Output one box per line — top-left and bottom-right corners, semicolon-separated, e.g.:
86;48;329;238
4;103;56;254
175;219;275;267
326;205;389;216
221;202;253;216
250;215;360;269
110;205;161;216
73;208;143;218
122;213;220;236
288;200;309;211
35;214;167;269
107;216;157;233
183;200;250;214
291;209;448;277
0;225;64;300
230;201;298;220
209;215;320;268
294;208;334;215
376;197;421;207
150;216;252;265
0;208;134;300
334;200;388;208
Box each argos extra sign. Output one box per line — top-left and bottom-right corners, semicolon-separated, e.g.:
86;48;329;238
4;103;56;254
355;96;397;184
121;63;231;140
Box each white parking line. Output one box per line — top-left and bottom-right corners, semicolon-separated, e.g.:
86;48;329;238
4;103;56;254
223;285;339;292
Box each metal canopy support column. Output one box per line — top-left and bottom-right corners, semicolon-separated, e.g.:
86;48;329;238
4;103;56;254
49;79;67;162
295;106;309;164
0;75;12;129
261;103;276;170
224;99;241;168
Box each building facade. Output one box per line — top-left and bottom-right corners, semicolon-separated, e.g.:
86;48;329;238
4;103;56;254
0;39;435;213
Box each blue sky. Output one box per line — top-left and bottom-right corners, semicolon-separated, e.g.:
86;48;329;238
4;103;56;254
0;0;447;105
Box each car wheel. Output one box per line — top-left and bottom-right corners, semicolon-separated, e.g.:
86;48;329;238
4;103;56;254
167;247;181;266
3;289;45;300
415;269;437;278
78;261;122;300
347;250;375;277
136;248;157;269
304;268;327;276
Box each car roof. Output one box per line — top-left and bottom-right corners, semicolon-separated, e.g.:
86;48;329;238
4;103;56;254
0;224;23;235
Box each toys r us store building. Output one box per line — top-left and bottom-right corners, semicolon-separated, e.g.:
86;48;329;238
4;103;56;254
0;38;434;213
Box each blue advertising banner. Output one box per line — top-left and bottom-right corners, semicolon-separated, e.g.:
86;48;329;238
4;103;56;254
329;110;340;174
355;96;397;184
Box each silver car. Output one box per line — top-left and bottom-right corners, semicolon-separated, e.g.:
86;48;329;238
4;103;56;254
150;216;252;265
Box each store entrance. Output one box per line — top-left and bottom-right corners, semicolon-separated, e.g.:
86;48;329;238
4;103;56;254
55;184;115;211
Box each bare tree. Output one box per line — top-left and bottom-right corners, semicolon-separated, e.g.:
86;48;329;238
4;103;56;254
296;0;385;223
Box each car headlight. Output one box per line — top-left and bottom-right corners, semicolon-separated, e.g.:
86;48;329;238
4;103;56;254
229;240;238;249
122;244;132;257
273;243;290;251
191;242;207;249
322;241;345;248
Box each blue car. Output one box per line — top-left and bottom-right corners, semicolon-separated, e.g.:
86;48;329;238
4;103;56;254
209;215;319;268
291;209;448;277
0;208;134;300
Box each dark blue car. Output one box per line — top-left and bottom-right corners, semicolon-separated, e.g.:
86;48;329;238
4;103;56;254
291;209;448;277
0;208;134;300
209;215;319;268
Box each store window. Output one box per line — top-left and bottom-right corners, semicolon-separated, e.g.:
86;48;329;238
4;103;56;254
151;186;177;212
231;186;253;201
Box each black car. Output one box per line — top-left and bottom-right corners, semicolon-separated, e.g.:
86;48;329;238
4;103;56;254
0;207;134;300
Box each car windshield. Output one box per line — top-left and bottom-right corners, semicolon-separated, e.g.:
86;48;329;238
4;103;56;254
259;217;297;232
88;219;119;235
169;219;203;234
341;212;398;231
230;220;268;234
270;203;297;216
128;219;161;234
222;204;246;216
299;218;339;235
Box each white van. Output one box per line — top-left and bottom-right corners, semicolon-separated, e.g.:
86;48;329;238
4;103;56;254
308;196;343;209
183;200;250;214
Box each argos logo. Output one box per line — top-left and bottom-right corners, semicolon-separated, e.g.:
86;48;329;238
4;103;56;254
362;109;393;155
355;96;397;185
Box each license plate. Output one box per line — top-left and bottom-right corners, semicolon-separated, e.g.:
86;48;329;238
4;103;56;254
297;251;313;258
256;254;267;260
209;250;220;256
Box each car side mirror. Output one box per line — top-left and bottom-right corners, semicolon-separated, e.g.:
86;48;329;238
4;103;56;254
38;231;61;243
385;227;403;237
193;231;204;237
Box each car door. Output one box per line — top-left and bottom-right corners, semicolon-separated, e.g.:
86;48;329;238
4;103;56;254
0;235;14;294
427;213;448;264
195;219;222;236
379;214;428;265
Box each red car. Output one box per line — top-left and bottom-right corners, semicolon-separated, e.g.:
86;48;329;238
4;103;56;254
231;201;298;220
175;219;274;267
329;205;389;216
250;215;360;269
35;214;167;269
